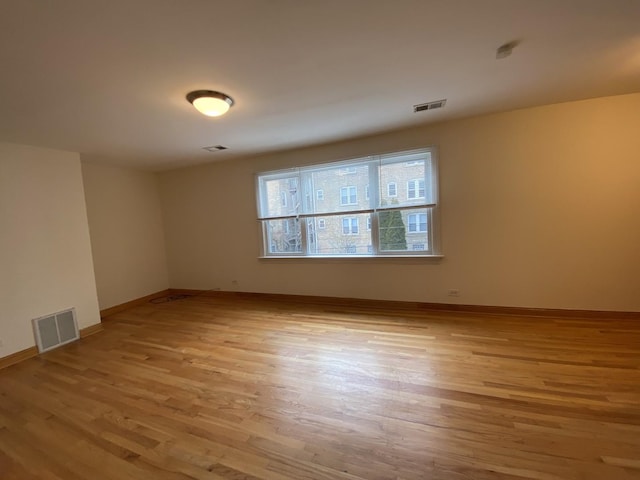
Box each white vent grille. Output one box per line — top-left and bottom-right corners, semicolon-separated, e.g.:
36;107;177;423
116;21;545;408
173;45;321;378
32;308;79;353
413;99;447;112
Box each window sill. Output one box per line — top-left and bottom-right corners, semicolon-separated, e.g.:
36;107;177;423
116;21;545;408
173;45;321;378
258;254;444;260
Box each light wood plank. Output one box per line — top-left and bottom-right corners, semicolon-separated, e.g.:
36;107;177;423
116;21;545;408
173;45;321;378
0;294;638;479
0;346;38;370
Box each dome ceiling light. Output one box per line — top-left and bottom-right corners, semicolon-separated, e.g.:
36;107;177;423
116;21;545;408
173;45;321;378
186;90;234;117
496;40;519;59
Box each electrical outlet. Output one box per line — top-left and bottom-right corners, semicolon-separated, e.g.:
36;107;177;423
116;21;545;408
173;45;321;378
447;289;460;297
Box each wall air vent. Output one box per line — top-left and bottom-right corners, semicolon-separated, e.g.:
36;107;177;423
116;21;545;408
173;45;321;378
413;99;447;113
203;145;228;152
32;308;79;353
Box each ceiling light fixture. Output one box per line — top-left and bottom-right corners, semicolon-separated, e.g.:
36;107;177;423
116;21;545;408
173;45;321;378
496;41;519;59
186;90;234;117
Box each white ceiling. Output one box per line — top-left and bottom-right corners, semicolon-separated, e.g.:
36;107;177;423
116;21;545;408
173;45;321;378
1;0;639;171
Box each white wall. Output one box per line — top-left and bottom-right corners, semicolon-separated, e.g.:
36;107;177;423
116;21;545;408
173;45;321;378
0;143;101;357
159;93;640;312
82;162;169;310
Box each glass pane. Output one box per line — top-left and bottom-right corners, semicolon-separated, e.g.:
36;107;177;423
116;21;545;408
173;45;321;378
306;214;371;255
300;162;371;215
379;151;433;207
378;208;430;252
264;218;302;254
260;174;299;218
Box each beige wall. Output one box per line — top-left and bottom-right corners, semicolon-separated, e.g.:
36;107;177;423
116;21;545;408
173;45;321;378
82;162;169;310
159;93;640;312
0;143;101;357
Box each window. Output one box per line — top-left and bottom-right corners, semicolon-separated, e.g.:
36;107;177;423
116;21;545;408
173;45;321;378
340;186;357;205
263;218;301;254
408;213;427;232
280;191;287;207
257;147;438;257
342;217;359;235
408;179;425;199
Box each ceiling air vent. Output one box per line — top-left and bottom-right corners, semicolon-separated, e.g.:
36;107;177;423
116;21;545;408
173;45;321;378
413;99;447;113
202;145;228;152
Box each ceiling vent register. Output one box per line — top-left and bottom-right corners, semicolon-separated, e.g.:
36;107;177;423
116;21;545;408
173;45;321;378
413;99;447;112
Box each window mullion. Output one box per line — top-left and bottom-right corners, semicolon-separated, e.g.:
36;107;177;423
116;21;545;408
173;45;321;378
376;203;435;212
298;208;374;219
369;157;380;254
300;216;308;254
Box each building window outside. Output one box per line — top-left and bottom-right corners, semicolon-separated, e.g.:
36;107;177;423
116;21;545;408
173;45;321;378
340;186;357;205
408;179;425;199
257;147;438;257
342;217;359;235
408;213;427;232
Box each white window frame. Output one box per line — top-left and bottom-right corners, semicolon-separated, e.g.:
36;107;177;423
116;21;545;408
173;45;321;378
318;218;326;229
256;147;440;258
407;213;427;233
317;189;324;200
407;179;425;199
342;217;359;235
340;186;357;205
387;182;397;197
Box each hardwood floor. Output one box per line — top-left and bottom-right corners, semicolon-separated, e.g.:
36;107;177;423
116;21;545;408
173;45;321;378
1;294;639;480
